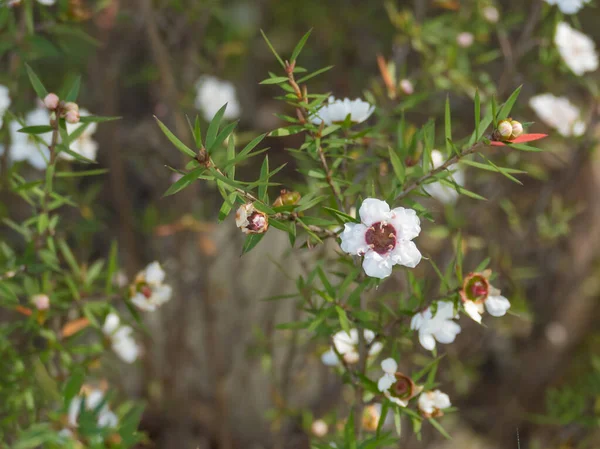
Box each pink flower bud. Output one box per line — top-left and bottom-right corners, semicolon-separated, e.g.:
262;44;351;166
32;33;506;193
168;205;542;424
44;93;60;110
64;102;79;113
65;111;80;124
399;79;414;95
457;32;474;48
32;294;50;311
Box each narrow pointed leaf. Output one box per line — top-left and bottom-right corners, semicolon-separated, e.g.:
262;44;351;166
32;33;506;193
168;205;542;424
25;63;48;99
291;28;312;62
205;104;228;151
154;116;196;158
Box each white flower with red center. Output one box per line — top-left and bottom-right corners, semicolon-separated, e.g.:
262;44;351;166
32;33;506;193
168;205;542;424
235;203;269;234
130;261;172;312
377;358;422;407
529;94;586;137
554;22;598;76
321;328;383;366
418;389;451;418
423;150;465;204
460;271;511;323
410;301;461;351
102;313;140;363
545;0;590;14
340;198;422;279
310;96;375;126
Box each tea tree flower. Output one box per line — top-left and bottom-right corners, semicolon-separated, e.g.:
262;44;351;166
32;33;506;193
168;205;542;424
311;419;329;437
410;301;461;351
399;79;414;95
235;203;269;234
340;198;421;279
377;358;422;407
529;93;586;137
63;109;99;162
482;6;499;23
0;107;51;170
545;0;590;14
43;93;59;110
456;32;474;48
130;261;172;312
32;294;50;311
418;390;451;418
195;75;241;122
102;313;140;363
554;22;598;76
460;271;511;323
0;85;11;129
67;388;118;429
423;150;465;204
321;328;383;366
310;96;375;126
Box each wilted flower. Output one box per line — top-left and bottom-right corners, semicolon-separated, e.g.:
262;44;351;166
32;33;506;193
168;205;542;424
340;198;421;279
235;203;269;234
482;6;499;23
130;261;172;312
310;96;375;126
32;294;50;311
311;419;329;437
460;271;511;323
321;328;383;366
410;301;461;351
0;85;11;129
423;150;465;204
377;358;422;407
102;313;140;363
62;109;99;162
0;107;51;170
554;22;598;76
195;75;241;122
418;390;451;418
545;0;590;14
529;93;586;137
67;388;118;430
456;32;474;48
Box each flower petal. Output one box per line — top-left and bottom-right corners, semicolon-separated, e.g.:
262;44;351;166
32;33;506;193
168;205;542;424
362;250;394;279
464;301;483;323
321;349;339;366
359;198;391;226
432;321;461;344
391;240;422;268
340;223;369;255
381;358;398;374
389;207;421;240
378;374;395;392
418;331;436;351
485;295;511;317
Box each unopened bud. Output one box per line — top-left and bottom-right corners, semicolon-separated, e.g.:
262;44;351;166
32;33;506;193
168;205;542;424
65;111;80;124
273;189;301;207
497;120;513;139
235;203;269;234
64;102;79;113
510;120;523;138
32;294;50;311
399;79;414;95
44;93;60;110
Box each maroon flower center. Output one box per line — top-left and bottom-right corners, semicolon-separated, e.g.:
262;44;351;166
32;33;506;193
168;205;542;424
470;280;488;299
248;212;267;232
365;222;396;255
392;379;409;398
141;285;152;299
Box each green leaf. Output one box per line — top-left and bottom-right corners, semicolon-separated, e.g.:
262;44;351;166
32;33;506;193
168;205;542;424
259;76;289;85
56;144;96;164
207;120;238;153
63;367;85;406
65;75;81;102
297;65;334;83
18;125;53;134
163;166;204;196
429;418;452;439
56;168;109;177
460;159;527;174
105;240;118;295
388;146;405;184
58;239;81;278
491;95;498;127
291;28;312;62
269;126;304;137
498;85;522;121
508;142;543;152
258;156;269;202
78;115;121;123
335;306;351;335
25;63;48;99
260;29;285;68
226;133;236;178
194;115;202;148
205;103;228;151
154;116;196;158
242;233;266;254
444;95;452;154
474;89;481;141
218;192;237;222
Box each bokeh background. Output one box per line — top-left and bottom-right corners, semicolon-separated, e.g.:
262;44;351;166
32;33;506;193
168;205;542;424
2;0;600;448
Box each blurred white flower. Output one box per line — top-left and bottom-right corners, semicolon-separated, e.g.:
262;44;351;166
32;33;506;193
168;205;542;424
0;85;11;129
195;75;241;122
102;313;139;363
32;294;50;311
67;388;118;430
482;6;500;23
410;301;461;351
529;93;586;137
418;389;451;417
545;0;590;14
37;0;57;5
311;419;329;437
340;198;421;279
457;32;474;48
399;79;414;95
554;22;598;76
311;96;375;126
423;150;465;204
321;328;383;366
377;358;398;393
0;107;51;170
62;109;99;162
130;261;172;312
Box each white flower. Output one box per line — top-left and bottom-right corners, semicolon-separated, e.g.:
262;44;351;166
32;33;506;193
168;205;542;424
545;0;590;14
340;198;422;279
377;358;398;393
457;32;474;48
67;389;118;430
321;328;383;366
0;107;51;170
195;75;241;122
310;96;375;126
418;390;451;417
529;93;586;137
130;261;172;312
311;419;329;437
482;6;499;23
410;301;461;351
37;0;57;5
102;313;140;363
61;109;99;162
423;150;465;204
0;85;11;129
399;79;414;95
554;22;598;76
